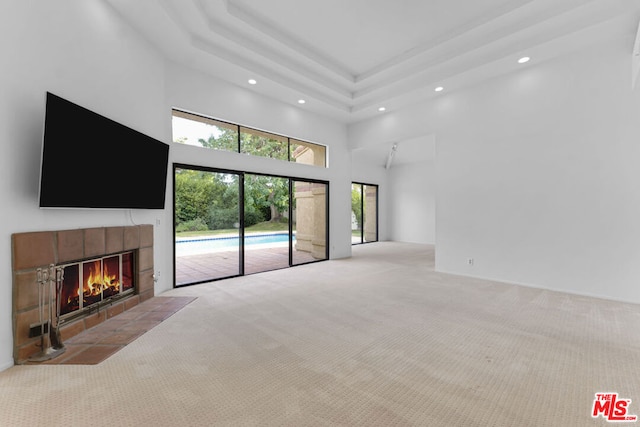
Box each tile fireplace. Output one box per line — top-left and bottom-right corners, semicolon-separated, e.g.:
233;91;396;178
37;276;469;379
11;225;155;364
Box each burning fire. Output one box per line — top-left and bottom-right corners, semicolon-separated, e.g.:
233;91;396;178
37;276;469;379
83;260;120;297
59;253;133;317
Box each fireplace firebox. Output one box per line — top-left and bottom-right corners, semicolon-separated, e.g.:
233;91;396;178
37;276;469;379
59;252;135;320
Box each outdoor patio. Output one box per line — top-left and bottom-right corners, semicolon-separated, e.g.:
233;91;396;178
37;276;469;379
175;245;318;286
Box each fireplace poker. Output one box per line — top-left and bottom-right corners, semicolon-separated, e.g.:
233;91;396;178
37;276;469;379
37;267;46;351
29;264;65;362
49;266;65;350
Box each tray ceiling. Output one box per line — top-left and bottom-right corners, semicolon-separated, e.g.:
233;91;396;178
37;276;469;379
105;0;640;124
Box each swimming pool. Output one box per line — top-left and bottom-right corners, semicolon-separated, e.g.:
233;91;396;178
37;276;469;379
176;233;293;256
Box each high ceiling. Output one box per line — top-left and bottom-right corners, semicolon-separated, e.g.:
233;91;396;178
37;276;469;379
105;0;640;124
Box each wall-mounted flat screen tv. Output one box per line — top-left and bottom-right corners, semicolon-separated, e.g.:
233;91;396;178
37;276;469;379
39;92;170;209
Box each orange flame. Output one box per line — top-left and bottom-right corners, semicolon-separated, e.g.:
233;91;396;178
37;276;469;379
83;260;120;297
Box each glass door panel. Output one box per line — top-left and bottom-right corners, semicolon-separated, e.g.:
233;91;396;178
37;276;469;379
174;166;241;285
352;182;378;245
243;174;290;274
363;185;378;242
351;183;363;244
292;180;328;265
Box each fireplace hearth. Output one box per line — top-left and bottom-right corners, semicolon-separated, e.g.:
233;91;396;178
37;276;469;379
12;225;155;364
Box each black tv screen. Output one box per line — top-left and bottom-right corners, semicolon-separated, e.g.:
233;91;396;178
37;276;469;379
39;92;170;209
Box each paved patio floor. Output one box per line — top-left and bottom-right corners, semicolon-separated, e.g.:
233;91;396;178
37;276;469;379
175;246;319;286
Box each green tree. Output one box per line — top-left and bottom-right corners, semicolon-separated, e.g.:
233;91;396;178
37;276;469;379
198;128;238;151
351;186;362;229
245;175;288;222
175;169;227;227
241;132;288;160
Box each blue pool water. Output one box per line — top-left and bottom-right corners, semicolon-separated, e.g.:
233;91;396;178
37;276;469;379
176;233;293;256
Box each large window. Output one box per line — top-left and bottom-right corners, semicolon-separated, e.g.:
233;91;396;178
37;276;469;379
352;182;378;244
172;110;239;152
174;164;329;287
240;127;288;161
172;110;327;167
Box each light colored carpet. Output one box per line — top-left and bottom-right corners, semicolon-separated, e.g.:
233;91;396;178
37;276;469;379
1;242;639;426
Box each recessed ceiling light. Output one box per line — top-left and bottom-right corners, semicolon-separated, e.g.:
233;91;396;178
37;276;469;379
378;107;386;112
248;79;257;85
298;99;306;104
518;57;530;64
435;86;444;92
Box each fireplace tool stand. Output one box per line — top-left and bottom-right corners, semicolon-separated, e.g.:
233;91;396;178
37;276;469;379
29;264;66;362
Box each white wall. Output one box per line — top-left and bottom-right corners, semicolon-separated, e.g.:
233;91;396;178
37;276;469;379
436;41;640;303
0;1;169;372
350;36;640;304
0;2;352;372
388;161;436;244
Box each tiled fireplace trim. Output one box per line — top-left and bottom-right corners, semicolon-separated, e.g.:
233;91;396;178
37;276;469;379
11;225;154;364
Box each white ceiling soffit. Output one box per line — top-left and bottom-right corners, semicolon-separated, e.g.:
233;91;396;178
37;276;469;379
105;0;640;124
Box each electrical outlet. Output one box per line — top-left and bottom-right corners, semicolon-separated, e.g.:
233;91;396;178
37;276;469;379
467;258;474;266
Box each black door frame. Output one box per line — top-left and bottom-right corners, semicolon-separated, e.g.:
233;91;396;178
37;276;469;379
173;163;329;288
351;181;379;245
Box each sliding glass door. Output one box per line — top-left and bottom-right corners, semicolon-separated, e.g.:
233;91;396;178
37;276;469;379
292;180;329;265
174;165;328;286
352;182;378;245
174;167;242;285
243;174;290;275
363;184;378;243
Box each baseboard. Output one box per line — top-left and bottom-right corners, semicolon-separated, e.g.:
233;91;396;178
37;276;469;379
434;267;640;306
0;359;14;372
